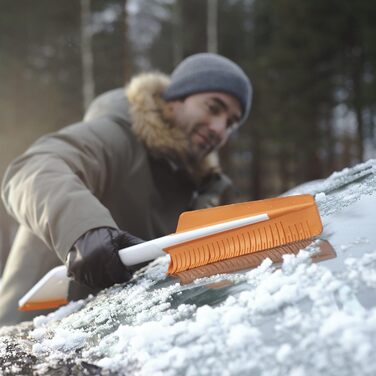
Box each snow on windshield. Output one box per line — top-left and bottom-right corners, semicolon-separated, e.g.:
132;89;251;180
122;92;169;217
6;160;376;375
287;159;376;217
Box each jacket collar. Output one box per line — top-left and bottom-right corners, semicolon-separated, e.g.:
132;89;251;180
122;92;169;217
125;72;222;184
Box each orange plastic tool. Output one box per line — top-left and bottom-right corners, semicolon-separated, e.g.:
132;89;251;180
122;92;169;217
165;194;322;274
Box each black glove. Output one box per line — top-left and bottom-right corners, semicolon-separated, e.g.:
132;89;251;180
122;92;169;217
66;227;144;289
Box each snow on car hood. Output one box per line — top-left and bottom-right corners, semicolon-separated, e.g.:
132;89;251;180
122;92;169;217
2;160;376;376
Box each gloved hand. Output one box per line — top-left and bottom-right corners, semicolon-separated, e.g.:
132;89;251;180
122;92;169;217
66;227;144;289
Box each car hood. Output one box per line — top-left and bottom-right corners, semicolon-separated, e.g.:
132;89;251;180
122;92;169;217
1;159;376;376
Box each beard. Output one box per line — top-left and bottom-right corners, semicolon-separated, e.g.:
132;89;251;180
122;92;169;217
186;123;220;162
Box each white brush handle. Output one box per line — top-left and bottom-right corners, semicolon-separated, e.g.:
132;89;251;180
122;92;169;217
119;213;269;266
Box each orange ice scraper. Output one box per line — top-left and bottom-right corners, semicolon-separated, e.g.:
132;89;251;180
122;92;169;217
18;194;322;311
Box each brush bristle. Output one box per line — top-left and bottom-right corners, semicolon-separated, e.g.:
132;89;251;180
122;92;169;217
173;239;335;284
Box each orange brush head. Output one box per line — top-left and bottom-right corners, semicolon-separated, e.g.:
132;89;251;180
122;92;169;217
165;194;323;274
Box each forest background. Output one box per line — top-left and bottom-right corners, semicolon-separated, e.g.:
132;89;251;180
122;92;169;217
1;0;376;271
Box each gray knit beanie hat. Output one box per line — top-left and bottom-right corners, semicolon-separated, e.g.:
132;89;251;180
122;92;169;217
163;53;252;126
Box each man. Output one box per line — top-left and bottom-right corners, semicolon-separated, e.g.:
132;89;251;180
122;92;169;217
0;53;252;325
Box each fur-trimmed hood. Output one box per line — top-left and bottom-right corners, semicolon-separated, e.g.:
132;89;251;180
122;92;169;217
125;72;221;182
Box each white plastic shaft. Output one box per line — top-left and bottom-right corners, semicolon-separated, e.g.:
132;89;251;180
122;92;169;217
119;213;269;266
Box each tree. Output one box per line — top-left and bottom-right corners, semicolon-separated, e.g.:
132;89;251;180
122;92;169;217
81;0;95;111
207;0;218;53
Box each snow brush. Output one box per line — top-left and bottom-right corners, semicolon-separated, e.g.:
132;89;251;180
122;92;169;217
18;194;323;311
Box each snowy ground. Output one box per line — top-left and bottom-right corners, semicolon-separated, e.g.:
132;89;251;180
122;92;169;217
1;160;376;376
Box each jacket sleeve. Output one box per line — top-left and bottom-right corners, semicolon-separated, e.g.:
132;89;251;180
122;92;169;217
1;117;134;263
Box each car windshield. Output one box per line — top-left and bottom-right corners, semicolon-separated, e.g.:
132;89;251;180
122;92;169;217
1;160;376;376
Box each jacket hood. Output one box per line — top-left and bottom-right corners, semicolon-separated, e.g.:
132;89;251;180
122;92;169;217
125;72;221;182
84;88;131;123
84;73;222;183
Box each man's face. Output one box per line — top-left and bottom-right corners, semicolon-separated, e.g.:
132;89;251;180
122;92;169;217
168;92;242;162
